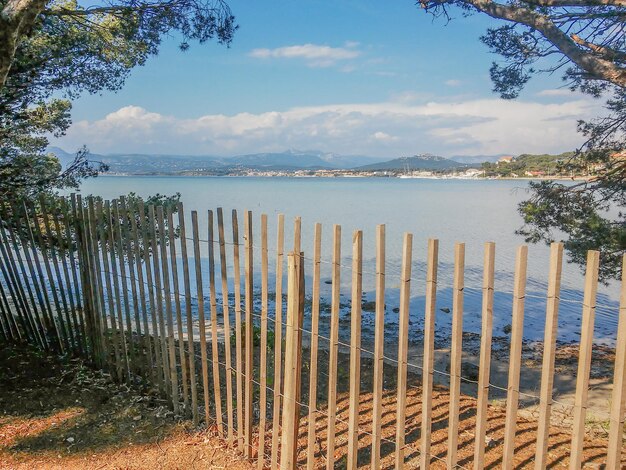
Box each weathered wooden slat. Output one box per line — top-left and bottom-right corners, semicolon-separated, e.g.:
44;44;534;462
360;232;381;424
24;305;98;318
86;198;108;367
41;195;75;349
8;205;50;348
257;213;269;468
271;214;286;469
149;204;171;395
177;202;199;424
244;210;253;458
104;201;131;382
569;250;600;470
607;254;626;469
280;252;300;470
97;201;123;382
473;242;496;470
121;199;144;373
112;200;136;373
420;238;439;470
0;224;30;341
74;195;93;357
2;206;46;347
137;200;163;388
51;206;80;353
1;206;38;343
191;210;211;425
157;205;180;412
370;224;386;469
217;207;234;444
395;232;413;469
70;195;89;353
167;207;189;407
78;196;99;359
447;242;465;469
347;230;363;470
326;224;342;470
534;242;564;469
61;198;85;353
231;209;244;451
502;245;528;470
207;209;224;433
305;222;321;470
129;200;154;382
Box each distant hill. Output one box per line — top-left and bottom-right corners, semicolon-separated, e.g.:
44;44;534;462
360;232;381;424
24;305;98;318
356;154;470;171
48;148;389;173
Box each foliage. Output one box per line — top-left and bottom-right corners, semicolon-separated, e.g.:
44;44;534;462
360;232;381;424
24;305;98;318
418;0;626;280
481;152;576;177
0;0;236;212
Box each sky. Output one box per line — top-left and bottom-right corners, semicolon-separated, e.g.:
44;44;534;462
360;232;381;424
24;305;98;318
51;0;605;158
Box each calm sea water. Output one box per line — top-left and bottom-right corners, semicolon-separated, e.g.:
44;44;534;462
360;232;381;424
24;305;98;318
75;176;622;347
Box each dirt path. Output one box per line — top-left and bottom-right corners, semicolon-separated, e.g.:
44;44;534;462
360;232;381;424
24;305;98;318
0;344;252;470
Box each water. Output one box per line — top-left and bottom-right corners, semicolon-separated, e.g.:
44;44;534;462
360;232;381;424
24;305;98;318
75;176;622;347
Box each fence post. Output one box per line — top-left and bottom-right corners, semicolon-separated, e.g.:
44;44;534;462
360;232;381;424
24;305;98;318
97;200;123;382
149;205;171;395
271;214;286;470
138;200;163;389
207;209;223;434
244;210;253;458
473;241;496;470
534;242;564;468
395;232;413;469
280;252;303;469
569;250;600;469
132;201;155;383
326;224;341;470
108;201;131;382
502;245;528;469
178;202;199;425
191;210;211;425
420;238;439;470
217;207;234;444
232;209;244;451
157;205;180;413
347;230;363;470
447;242;465;468
258;214;269;467
305;222;321;470
607;254;626;469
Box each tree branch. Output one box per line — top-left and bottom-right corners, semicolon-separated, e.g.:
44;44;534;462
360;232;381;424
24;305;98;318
447;0;626;87
520;0;626;7
571;33;626;63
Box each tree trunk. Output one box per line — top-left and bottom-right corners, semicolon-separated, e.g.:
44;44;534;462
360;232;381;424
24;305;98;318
0;0;48;90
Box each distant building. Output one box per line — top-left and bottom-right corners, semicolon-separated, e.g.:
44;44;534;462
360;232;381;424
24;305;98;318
497;156;514;164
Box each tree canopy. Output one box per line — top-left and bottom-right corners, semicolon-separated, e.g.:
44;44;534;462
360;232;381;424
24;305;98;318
419;0;625;280
0;0;236;205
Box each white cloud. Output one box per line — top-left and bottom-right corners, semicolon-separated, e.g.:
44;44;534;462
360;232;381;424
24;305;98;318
445;79;462;87
536;88;574;97
249;43;360;68
371;131;397;142
56;96;602;157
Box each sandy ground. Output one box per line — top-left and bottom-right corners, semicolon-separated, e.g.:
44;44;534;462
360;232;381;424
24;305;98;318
0;341;623;469
0;344;252;470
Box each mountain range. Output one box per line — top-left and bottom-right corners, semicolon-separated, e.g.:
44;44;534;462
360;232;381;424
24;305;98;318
49;147;494;174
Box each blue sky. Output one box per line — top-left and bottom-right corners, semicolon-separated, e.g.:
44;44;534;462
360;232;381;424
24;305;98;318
53;0;603;158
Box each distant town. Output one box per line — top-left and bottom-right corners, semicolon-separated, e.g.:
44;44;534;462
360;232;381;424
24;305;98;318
50;147;616;180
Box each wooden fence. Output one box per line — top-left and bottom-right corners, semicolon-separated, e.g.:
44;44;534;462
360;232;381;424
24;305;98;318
0;195;624;469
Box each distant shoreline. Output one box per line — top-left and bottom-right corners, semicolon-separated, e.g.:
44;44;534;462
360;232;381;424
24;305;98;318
96;172;586;182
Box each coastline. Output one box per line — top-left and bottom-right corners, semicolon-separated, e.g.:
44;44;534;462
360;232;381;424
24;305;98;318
96;172;588;182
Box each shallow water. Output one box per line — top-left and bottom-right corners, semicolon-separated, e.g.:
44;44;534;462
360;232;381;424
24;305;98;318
74;176;622;347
